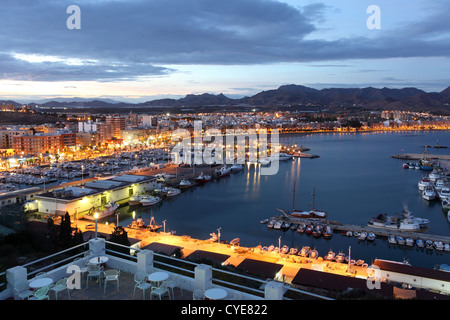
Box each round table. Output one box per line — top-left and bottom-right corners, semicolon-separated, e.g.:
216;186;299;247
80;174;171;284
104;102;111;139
89;256;109;265
147;272;169;286
205;288;227;300
29;277;53;290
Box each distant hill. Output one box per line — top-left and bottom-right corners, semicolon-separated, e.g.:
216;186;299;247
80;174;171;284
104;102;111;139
3;85;450;114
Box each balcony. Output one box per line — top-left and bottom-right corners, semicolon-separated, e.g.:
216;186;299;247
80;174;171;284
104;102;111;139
0;238;333;301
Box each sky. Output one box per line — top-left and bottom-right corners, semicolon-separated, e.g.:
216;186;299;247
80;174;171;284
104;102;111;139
0;0;449;103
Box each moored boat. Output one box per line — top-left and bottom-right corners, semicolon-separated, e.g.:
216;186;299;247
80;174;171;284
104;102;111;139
195;172;212;183
323;225;333;239
358;232;367;241
416;238;425;248
215;166;231;177
230;163;243;172
179;179;194;189
299;246;310;257
417;178;431;191
308;249;319;259
140;196;162;206
84;202;118;220
128;194;143;206
422;186;437;201
388;235;397;244
325;250;336;261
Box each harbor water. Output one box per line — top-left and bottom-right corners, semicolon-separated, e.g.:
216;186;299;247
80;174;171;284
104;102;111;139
115;130;450;269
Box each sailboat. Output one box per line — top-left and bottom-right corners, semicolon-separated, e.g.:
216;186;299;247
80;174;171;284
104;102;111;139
277;183;328;219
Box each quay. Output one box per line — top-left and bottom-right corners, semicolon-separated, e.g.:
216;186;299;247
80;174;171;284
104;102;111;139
272;215;450;245
392;153;450;161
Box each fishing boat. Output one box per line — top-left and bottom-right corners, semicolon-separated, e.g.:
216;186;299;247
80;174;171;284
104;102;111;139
179;179;194;189
267;244;275;252
308;249;319;259
435;179;445;192
84;202;118;220
396;236;406;245
434;241;444;251
325;250;336;261
281;221;291;230
215;166;231;177
195;172;212;183
290;223;299;231
312;224;323;238
428;170;441;182
323;225;333;239
416;239;425;248
422;186;437;201
358;232;367;241
305;224;313;235
368;208;430;231
140;196;162;206
417;178;431;191
444;243;450;252
128;194;143;206
438;186;450;201
208;232;218;242
420;150;434;171
299;246;310;257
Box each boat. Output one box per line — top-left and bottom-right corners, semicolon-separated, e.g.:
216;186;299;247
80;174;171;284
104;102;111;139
289;248;298;255
163;187;181;197
420;150;434;171
297;224;306;233
416;239;425;248
277;184;328;220
267;244;275;252
208;232;218;242
273;220;282;230
281;245;290;254
195;172;212;183
179;179;194;189
444;243;450;252
438;186;450;201
405;238;414;246
425;240;434;250
267;219;275;228
428;170;441;182
396;236;406;245
367;233;376;241
325;250;336;261
358;232;367;241
260;218;269;224
215;166;231;177
335;252;345;263
230;163;243;172
368;208;430;231
299;246;310;257
422;186;437;201
442;199;450;213
128;194;143;206
258;158;271;166
84;202;118;220
308;249;319;259
140;196;162;206
356;259;365;266
323;225;333;239
434;179;445;192
127;215;162;232
417;178;431;191
434;241;444;251
312;225;323;237
281;221;291;230
230;238;240;246
388;235;397;244
290;223;299;231
305;224;313;235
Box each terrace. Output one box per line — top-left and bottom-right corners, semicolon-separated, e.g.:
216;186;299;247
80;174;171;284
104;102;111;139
0;237;333;301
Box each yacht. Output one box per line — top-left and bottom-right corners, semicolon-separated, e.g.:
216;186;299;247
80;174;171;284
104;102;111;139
128;194;143;206
230;163;243;172
434;179;445;192
195;172;212;183
422;186;437;201
140;196;162;206
388;235;397;244
215;166;231;177
368;209;429;231
406;238;414;246
84;202;118;220
417;178;431;191
179;179;194;189
258;157;271;166
396;236;406;245
428;170;441;181
165;187;181;197
438;186;450;201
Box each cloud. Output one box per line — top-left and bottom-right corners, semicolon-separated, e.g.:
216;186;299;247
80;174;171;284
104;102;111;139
0;0;449;82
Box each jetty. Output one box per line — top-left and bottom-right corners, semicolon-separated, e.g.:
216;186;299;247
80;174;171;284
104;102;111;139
392;153;450;161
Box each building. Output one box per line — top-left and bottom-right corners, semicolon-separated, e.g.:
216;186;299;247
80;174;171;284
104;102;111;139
12;132;76;155
34;174;158;217
106;116;126;139
78;120;113;145
142;115;158;128
0;128;34;149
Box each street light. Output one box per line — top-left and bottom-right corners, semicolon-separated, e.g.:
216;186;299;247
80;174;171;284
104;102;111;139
94;212;99;239
163;220;166;233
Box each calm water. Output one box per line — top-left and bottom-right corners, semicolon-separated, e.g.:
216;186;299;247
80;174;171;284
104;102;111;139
114;130;450;269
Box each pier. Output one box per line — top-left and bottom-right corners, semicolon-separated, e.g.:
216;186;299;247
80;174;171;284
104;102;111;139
392;153;450;161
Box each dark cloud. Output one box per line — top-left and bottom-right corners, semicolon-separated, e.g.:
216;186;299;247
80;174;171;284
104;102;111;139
0;0;449;81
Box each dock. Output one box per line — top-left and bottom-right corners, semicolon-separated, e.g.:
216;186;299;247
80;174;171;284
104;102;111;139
392;153;450;161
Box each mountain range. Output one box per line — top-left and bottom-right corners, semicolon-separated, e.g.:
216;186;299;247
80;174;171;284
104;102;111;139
2;85;450;114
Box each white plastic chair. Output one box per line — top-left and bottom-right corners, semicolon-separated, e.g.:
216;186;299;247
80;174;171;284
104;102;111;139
103;269;120;294
133;272;151;300
150;281;170;300
166;274;182;298
14;279;34;300
50;278;71;300
86;264;103;288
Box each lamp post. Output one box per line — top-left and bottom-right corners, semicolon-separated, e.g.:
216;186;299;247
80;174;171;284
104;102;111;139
116;211;120;227
278;236;281;258
163;220;166;233
94;212;99;239
81;165;84;185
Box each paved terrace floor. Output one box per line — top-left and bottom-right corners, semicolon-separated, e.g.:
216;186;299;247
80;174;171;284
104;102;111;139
51;271;193;301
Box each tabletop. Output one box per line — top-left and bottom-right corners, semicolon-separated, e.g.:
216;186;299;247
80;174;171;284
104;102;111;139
205;288;227;300
29;277;53;289
89;256;109;265
148;271;169;283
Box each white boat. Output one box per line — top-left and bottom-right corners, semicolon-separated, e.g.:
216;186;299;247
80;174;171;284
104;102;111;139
425;240;434;250
195;172;212;183
165;187;181;197
208;232;218;242
267;244;275;252
230;238;240;246
230;163;243;172
325;250;336;261
438;186;450;201
273;220;282;230
258;157;271;166
405;238;414;246
179;179;194;189
428;170;441;181
215;166;231;177
84;202;118;220
308;249;319;259
422;186;437;201
358;232;367;240
299;246;310;257
128;194;143;206
388;235;397;244
367;233;376;241
140;196;162;206
434;179;445;192
270;153;292;161
417;178;431;191
416;239;425;248
260;218;269;224
396;236;406;245
281;245;289;254
444;243;450;252
267;219;275;228
434;241;444;251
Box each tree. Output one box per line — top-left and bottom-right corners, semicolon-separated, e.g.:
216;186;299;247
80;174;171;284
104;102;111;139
58;212;73;250
108;226;130;255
